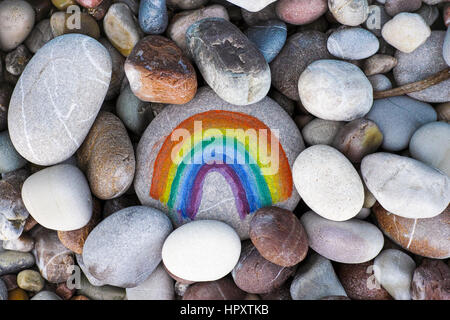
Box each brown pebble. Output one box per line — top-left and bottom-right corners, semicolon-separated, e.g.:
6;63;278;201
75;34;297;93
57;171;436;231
57;198;102;254
77;111;135;200
8;288;28;300
411;258;450;300
373;203;450;259
336;260;392;300
27;0;53;22
183;276;246;300
23;215;38;232
71;295;90;300
260;282;292;300
249;206;308;267
435;102;450;122
87;0;111;20
55;282;76;300
232;241;295;294
1;274;18;291
385;0;422;16
363;54;398;76
124;35;197;104
50;11;101;39
332;118;383;163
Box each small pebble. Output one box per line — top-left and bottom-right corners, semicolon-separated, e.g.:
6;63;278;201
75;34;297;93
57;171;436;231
5;45;32;76
2;234;34;252
50;11;101;39
292;145;365;221
332;118;383;163
368;74;393;91
87;0;112;20
275;0;328;25
126;263;174;300
363;54;397;76
301;119;345;146
373;249;416;300
1;274;17;291
298;59;373;121
163;220;241;282
361;153;450;219
77;274;125;300
0;0;35;51
167;0;208;10
0;251;35;276
385;0;422;16
416;3;439;26
0;131;27;174
31;291;62;300
245;20;287;63
382;13;431;54
24;19;54;54
8;287;28;300
139;0;168;34
300;211;384;264
411;259;450;300
249;206;308;267
125;35;197;104
364;4;389;37
327;27;379;60
232;241;295;294
290;253;347;300
27;0;53;22
182;276;246;300
328;0;369;26
51;0;76;10
75;0;104;8
55;282;75;300
409;121;450;176
435;102;450;122
17;270;44;292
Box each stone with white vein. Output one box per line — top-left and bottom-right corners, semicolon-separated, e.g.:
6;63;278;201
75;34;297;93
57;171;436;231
7;34;112;166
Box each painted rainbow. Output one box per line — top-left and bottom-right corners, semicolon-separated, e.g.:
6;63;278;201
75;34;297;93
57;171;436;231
150;110;293;220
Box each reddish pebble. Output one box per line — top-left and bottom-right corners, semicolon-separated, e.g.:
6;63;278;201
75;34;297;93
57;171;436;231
55;282;76;300
71;295;90;300
276;0;328;25
411;259;450;300
1;274;18;291
75;0;103;8
124;35;197;104
183;277;246;300
445;4;450;27
249;206;308;267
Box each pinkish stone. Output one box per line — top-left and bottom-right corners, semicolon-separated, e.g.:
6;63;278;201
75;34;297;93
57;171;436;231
276;0;328;25
75;0;103;8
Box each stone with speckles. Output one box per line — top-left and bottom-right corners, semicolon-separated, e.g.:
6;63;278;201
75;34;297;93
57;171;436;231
232;241;295;294
411;258;450;300
275;0;328;25
139;0;168;34
82;206;172;288
0;0;35;51
361;153;450;219
301;211;384;263
373;203;450;259
7;34;112;166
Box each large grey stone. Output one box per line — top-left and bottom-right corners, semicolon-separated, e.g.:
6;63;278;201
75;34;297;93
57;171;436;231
366;96;437;152
327;27;379;60
82;206;172;288
8;34;112;166
186;18;271;106
135;87;304;239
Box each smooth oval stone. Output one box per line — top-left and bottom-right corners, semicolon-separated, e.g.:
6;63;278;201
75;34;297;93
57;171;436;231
0;251;34;276
385;0;421;16
50;11;101;39
99;38;125;101
22;164;93;231
126;264;174;300
0;171;29;241
368;74;393;91
232;241;295;294
293;145;364;221
244;20;287;63
187;18;271;106
249;207;308;267
183;276;245;300
298;59;373;121
167;0;208;9
17;270;44;292
139;0;168;34
336;261;392;300
300;211;384;263
135;87;304;239
394;31;450;103
409;122;450;176
382;13;430;54
361;153;450;219
31;291;62;300
374;249;416;300
0;279;6;300
77;274;125;300
116;85;154;135
332;118;383;163
275;0;327;25
271;31;332;101
83;206;172;288
167;5;229;58
8;287;29;300
290;253;347;300
2;234;34;252
77;112;135;200
75;0;104;8
32;227;74;283
366;96;437;151
301;119;345;146
24;19;54;54
162;220;241;282
57;198;101;255
226;0;276;12
374;203;450;259
125;35;197;104
8;34;112;166
411;259;450;300
328;0;369;26
0;132;27;174
0;0;35;51
327;27;379;60
104;3;141;56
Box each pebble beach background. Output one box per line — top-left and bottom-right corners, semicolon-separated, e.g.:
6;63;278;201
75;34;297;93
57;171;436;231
0;0;449;301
